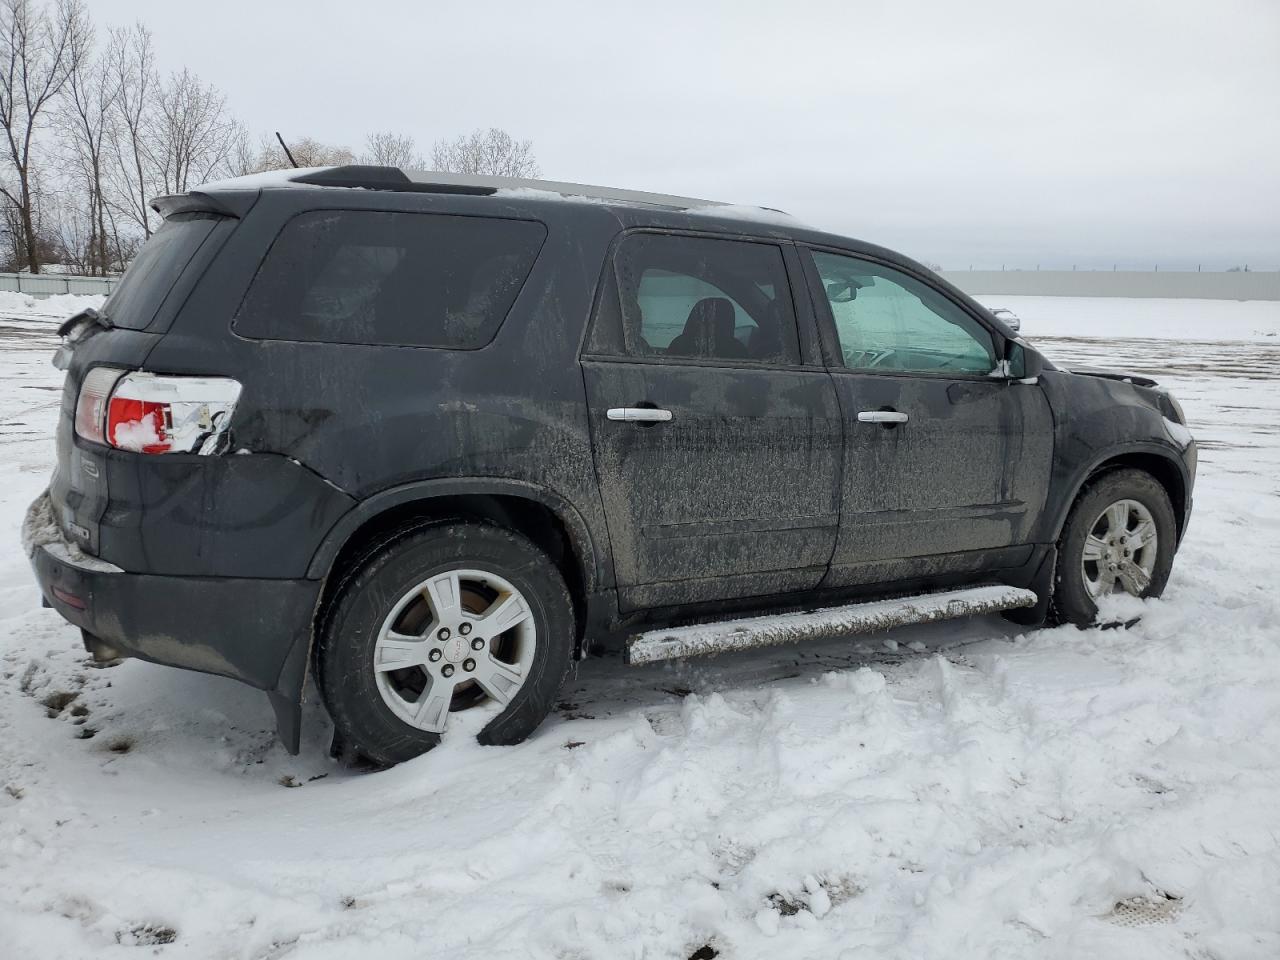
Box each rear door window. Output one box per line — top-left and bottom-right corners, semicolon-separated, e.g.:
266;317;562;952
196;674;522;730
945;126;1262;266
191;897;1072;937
234;210;546;348
591;233;800;364
100;214;222;331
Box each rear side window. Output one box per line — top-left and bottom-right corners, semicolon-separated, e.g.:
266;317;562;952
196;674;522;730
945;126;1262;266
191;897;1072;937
588;232;800;364
234;210;546;348
101;214;222;331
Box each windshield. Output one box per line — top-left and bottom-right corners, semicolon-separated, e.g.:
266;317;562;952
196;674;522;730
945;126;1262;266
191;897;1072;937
101;214;221;331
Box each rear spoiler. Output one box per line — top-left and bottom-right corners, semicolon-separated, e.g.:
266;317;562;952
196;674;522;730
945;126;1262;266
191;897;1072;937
150;191;245;220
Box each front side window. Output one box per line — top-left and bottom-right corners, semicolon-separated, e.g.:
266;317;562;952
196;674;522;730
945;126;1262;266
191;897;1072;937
235;210;546;348
810;251;996;375
602;233;799;364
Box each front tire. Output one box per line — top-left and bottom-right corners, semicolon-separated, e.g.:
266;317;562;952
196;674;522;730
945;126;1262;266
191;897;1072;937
317;521;575;767
1050;468;1177;626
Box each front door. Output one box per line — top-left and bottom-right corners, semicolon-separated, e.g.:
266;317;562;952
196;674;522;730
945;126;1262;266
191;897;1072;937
801;248;1055;587
582;231;842;611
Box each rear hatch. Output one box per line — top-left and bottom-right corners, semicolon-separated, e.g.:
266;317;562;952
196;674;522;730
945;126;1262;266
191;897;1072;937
51;208;237;559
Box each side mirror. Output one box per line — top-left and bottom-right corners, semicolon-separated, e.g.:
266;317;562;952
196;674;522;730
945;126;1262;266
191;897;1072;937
1006;341;1043;380
989;307;1021;332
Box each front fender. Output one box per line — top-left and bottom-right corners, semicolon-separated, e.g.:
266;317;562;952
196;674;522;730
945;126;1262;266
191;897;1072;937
1045;438;1194;542
1037;369;1196;542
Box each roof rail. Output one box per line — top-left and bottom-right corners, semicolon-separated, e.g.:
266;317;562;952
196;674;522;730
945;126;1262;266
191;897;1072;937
292;165;497;195
291;165;720;209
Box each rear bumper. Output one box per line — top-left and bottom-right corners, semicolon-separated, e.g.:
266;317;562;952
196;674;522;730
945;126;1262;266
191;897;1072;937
24;491;320;749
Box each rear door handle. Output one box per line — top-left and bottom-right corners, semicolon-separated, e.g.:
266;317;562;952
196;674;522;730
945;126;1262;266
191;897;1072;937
607;407;673;423
857;410;908;424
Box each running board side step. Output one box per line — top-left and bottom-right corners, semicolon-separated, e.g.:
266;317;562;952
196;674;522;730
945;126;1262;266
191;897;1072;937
626;585;1038;665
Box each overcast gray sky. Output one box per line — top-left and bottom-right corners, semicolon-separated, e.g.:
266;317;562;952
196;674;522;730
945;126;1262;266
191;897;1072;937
91;0;1279;270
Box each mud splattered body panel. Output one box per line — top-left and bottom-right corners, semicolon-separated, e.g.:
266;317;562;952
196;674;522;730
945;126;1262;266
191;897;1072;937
26;168;1197;752
583;359;841;610
823;371;1054;586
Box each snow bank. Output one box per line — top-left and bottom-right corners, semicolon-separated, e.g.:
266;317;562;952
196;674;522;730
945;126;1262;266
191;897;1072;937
0;290;105;318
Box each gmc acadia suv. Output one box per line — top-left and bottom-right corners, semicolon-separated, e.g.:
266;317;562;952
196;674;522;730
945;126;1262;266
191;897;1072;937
23;166;1196;766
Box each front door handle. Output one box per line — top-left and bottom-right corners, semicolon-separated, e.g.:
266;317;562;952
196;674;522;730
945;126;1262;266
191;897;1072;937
607;407;673;423
857;410;908;424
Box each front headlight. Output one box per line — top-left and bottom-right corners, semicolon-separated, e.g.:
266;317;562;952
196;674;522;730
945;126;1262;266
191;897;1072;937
1156;390;1186;426
1155;390;1193;448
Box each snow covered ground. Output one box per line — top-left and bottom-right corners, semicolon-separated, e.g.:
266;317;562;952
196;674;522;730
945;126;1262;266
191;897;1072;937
973;295;1280;343
1;295;1278;959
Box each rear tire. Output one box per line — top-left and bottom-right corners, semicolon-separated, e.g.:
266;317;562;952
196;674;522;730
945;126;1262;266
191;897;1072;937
317;521;575;767
1049;468;1177;626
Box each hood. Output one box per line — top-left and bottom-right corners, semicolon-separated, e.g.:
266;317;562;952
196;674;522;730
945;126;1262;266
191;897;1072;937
1063;366;1158;388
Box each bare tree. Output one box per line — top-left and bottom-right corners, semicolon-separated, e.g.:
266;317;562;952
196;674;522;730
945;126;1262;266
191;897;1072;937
150;67;239;194
0;0;82;273
0;167;25;265
103;22;156;237
430;127;540;178
4;8;544;276
226;122;256;176
364;130;421;168
0;162;63;269
103;25;242;238
246;134;354;172
42;177;88;269
56;0;115;273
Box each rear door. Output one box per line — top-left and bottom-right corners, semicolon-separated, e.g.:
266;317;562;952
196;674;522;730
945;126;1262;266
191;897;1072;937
582;231;842;611
800;248;1054;587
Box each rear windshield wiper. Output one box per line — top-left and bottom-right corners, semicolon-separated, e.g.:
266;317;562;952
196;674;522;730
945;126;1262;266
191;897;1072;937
53;307;114;370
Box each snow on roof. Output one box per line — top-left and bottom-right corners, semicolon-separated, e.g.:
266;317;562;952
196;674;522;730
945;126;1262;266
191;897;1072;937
685;203;806;228
426;174;801;222
193;167;334;193
189;165;795;222
407;171;720;210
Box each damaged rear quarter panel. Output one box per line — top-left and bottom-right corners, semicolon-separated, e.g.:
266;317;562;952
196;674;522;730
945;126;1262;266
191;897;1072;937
98;452;353;578
143;191;621;591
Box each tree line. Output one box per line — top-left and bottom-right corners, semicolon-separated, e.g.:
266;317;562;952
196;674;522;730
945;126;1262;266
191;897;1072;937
0;0;540;275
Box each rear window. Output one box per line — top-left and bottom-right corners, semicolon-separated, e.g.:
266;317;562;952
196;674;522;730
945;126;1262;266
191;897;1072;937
101;215;221;330
233;210;547;348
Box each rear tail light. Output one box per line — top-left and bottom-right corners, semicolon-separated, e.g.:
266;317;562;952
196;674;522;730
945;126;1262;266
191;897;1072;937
74;368;242;455
74;367;125;445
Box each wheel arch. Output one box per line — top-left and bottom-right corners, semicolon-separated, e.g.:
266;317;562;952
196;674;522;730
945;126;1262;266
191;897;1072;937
308;479;603;653
1053;445;1190;543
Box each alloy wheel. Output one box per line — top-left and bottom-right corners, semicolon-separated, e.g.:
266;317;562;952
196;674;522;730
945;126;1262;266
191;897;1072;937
1081;498;1159;599
372;568;536;733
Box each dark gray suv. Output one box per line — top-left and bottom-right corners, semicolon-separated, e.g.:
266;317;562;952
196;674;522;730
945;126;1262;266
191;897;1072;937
24;166;1196;765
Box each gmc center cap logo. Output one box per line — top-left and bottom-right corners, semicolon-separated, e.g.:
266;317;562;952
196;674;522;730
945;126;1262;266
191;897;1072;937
443;634;470;664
